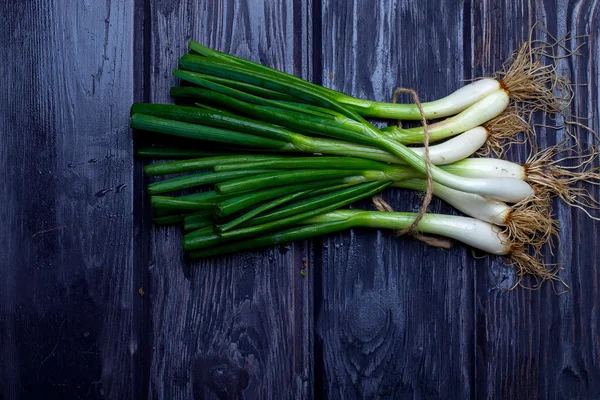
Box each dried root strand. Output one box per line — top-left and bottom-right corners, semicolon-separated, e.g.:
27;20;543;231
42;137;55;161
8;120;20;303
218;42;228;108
505;246;568;293
494;28;575;115
524;142;600;220
501;194;559;254
496;192;565;290
477;106;532;157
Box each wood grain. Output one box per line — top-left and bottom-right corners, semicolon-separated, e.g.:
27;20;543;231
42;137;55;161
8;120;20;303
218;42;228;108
143;1;315;398
0;0;137;398
317;1;476;398
2;0;599;398
471;0;600;399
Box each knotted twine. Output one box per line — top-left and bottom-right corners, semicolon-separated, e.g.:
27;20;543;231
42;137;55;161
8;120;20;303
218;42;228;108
372;88;452;249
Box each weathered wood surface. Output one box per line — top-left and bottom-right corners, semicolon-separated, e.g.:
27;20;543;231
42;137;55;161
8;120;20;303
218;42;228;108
471;1;600;399
1;0;599;399
0;0;139;398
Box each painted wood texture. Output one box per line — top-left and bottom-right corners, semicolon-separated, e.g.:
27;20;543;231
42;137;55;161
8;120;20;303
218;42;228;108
1;0;599;399
470;2;600;399
0;0;139;398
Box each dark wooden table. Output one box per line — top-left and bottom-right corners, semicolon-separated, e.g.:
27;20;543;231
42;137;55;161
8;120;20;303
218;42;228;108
2;0;599;398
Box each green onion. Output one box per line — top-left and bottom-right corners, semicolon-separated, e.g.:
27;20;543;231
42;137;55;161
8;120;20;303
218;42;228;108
218;190;311;232
186;41;505;120
170;82;375;146
137;146;226;159
217;182;359;232
188;210;508;258
130;40;576;285
150;196;217;211
177;56;360;120
133;103;301;143
215;170;367;195
145;154;291;176
171;55;535;202
213;156;389;172
240;182;384;228
184;181;391;251
188;40;345;100
174;69;343;119
183;212;214;231
193;75;298;101
379;91;509;144
131;113;293;150
147;169;276;194
215;178;351;217
150;190;238;212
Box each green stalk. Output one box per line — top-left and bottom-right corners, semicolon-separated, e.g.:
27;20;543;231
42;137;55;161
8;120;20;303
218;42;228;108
137;146;226;158
245;181;385;227
218;190;311;232
381;124;453;144
180;190;238;202
184;212;214;231
150;191;239;212
217;182;357;232
145;154;290;176
184;182;390;251
170;87;410;164
174;69;333;119
150;191;239;216
189;209;506;258
131;113;293;150
261;101;369;134
151;196;217;211
189;220;351;259
148;169;275;194
193;102;238;116
345;101;444;120
213;156;390;172
178;56;358;119
175;58;518;201
188;40;345;100
266;102;337;119
186;41;500;120
132;103;299;143
186;226;215;240
215;169;364;195
216;178;350;217
171;77;375;146
216;164;422;195
197;75;298;101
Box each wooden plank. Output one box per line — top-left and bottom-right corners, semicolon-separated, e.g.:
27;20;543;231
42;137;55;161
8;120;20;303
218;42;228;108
317;1;475;398
471;0;600;398
0;0;137;398
143;1;314;398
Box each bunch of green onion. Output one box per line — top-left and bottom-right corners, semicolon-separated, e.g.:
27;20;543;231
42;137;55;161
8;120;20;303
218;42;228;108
131;40;599;283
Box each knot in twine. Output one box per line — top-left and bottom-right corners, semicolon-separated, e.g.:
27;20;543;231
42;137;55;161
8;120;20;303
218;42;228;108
372;88;451;249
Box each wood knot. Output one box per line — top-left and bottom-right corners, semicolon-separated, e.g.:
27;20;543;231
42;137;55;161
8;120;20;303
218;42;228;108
193;354;249;399
345;294;390;343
